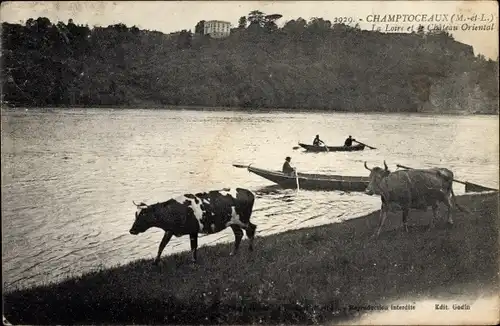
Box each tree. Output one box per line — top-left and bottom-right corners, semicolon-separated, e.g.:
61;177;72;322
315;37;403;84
307;17;332;31
26;18;35;28
238;16;247;29
417;24;424;35
36;17;52;29
283;18;307;34
195;20;205;34
177;29;192;49
264;14;282;32
248;10;265;27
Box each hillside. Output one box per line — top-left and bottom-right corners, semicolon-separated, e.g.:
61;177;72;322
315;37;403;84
2;16;498;113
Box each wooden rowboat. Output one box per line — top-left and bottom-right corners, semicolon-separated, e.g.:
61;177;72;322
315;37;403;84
246;165;370;192
298;143;365;152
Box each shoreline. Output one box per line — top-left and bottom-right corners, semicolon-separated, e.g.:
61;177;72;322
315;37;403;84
3;192;498;324
1;104;497;116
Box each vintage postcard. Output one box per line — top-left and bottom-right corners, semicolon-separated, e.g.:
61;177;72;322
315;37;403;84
1;0;498;325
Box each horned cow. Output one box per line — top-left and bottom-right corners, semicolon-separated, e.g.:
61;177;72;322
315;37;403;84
364;161;464;237
130;187;257;265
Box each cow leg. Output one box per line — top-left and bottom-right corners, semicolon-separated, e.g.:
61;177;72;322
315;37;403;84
402;208;409;233
245;222;257;251
189;233;198;263
445;194;454;225
375;201;388;238
230;225;243;256
430;203;439;229
153;231;173;265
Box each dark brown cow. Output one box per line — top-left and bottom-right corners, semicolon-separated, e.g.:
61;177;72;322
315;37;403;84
364;161;464;237
130;188;257;265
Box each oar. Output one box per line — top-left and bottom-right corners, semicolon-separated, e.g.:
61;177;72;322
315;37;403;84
233;164;249;168
353;140;376;150
321;141;329;152
294;168;300;192
396;164;497;193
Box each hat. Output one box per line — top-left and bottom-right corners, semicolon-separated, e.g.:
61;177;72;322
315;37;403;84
285;156;291;161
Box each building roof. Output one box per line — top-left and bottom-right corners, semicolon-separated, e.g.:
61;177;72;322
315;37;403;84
205;20;231;24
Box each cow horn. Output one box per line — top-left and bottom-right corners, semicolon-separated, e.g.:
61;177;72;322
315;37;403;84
383;160;388;171
364;161;372;171
133;201;147;207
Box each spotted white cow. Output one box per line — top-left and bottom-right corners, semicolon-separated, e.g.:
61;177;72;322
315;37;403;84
129;188;257;265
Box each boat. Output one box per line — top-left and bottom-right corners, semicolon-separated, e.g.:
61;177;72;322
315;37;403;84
246;165;370;192
298;143;365;152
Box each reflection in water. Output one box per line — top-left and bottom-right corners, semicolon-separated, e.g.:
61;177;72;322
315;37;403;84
1;109;498;290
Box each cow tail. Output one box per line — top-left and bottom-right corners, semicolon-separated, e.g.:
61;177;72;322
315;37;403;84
237;189;255;223
236;187;255;205
248;189;256;208
450;188;469;213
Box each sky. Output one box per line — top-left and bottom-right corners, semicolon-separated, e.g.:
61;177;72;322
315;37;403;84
1;1;498;59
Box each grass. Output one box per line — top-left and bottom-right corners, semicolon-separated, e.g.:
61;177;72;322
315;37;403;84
3;192;499;324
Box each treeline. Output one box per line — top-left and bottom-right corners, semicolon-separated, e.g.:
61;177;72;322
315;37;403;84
2;13;498;113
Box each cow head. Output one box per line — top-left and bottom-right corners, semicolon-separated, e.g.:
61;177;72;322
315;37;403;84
130;201;156;235
364;161;391;195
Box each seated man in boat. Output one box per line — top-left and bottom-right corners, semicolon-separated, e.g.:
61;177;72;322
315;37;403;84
282;156;296;176
344;135;356;147
313;135;325;147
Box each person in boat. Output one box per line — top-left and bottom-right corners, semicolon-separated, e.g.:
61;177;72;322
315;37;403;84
313;135;325;147
344;135;356;147
282;156;296;176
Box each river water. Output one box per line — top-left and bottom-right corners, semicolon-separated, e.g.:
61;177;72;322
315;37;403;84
2;108;498;290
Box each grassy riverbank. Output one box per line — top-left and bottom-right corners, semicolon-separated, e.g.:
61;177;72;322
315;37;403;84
3;192;499;324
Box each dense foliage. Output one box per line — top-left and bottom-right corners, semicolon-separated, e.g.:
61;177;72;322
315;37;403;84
2;14;498;113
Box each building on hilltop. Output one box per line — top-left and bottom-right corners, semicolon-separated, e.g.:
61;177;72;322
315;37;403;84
203;20;231;38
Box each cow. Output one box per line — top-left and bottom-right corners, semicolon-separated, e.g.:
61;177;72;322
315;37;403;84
129;187;257;265
364;161;464;237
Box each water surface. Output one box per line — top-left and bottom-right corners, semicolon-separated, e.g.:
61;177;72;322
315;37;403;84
2;108;498;290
